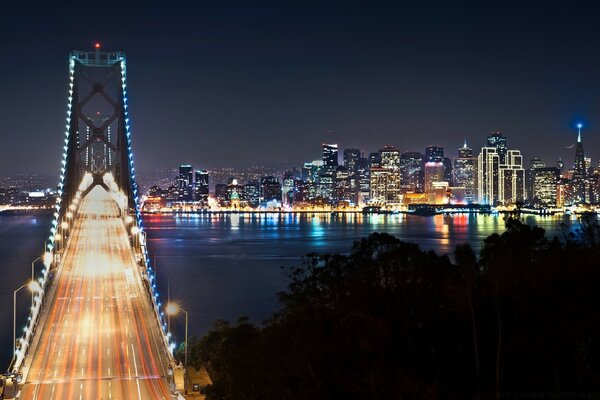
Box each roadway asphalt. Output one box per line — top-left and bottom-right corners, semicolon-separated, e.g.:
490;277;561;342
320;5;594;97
19;186;172;400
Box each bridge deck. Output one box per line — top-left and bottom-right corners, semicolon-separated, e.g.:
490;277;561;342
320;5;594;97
19;186;171;400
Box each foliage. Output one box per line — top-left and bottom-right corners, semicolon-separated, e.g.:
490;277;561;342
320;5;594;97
191;218;600;399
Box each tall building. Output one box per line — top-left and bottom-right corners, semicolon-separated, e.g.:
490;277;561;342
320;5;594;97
425;146;444;162
369;167;390;204
368;152;381;168
356;157;370;205
424;161;446;203
478;147;500;205
400;152;424;193
177;165;194;201
453;141;477;203
572;124;588;204
487;132;507;163
343;148;361;175
322;143;339;169
260;176;282;205
379;146;401;204
334;166;355;204
533;167;559;207
194;170;209;203
498;150;525;205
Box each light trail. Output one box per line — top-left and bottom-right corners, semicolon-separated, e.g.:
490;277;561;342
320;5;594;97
19;186;171;399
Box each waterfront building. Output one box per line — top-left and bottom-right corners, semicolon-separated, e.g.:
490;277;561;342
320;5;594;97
243;181;260;207
424;161;446;204
533;167;560;207
177;164;194;201
194;170;209;203
527;157;546;201
379;146;401;204
260;176;282;206
369;167;390;204
453;141;476;203
333;166;355;205
215;183;228;204
478;147;500;205
400;152;424;193
498;150;525;205
356;157;370;205
572;124;588;204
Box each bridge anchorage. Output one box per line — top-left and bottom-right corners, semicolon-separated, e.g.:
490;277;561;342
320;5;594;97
3;47;182;400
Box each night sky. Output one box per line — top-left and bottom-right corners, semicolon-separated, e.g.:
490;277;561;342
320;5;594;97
2;1;600;174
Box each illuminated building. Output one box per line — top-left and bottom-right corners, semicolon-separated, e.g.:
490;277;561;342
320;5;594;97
572;124;588;204
260;176;282;206
333;166;355;204
215;183;228;204
194;170;209;203
243;181;260;207
356;157;370;205
343;148;361;175
177;165;194;201
532;167;559;207
498;150;525;204
379;146;401;204
322;143;339;169
452;141;476;203
487;131;507;163
478;147;499;205
369;167;390;204
369;152;381;168
527;157;546;200
400;152;424;193
424;161;446;203
425;146;444;162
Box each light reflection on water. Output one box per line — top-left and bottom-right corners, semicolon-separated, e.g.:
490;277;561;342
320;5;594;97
141;212;578;338
0;212;579;366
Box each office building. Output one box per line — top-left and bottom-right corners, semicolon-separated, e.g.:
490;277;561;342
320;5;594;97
478;147;500;205
400;152;424;193
487;132;507;164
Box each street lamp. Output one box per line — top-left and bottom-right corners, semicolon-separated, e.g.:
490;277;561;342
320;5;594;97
166;302;189;390
13;281;43;360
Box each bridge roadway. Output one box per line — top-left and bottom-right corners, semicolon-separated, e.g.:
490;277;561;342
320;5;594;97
19;186;172;399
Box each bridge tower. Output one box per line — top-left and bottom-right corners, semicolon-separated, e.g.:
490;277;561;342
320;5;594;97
61;45;138;221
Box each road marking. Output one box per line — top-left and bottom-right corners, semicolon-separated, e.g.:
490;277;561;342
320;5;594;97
131;343;143;400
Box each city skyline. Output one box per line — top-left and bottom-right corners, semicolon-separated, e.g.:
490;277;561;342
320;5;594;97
3;2;600;174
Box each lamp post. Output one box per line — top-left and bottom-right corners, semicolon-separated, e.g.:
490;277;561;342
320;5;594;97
13;281;42;361
166;303;189;391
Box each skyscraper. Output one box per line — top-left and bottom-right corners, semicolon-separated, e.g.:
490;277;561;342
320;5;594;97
487;132;507;164
572;124;588;204
498;150;525;205
379;146;401;204
194;170;209;203
453;141;477;203
177;165;194;201
425;146;444;162
322;143;339;169
533;167;559;207
424;161;446;203
400;152;424;193
343;148;361;175
478;147;499;205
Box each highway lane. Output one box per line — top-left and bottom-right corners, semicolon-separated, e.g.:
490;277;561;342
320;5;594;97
19;186;172;400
